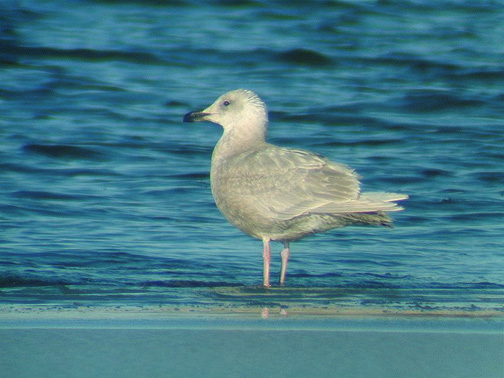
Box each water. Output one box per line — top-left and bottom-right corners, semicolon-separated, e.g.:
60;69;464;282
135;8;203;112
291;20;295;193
1;0;503;315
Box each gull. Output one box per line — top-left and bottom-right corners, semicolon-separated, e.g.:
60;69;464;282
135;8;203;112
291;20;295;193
183;89;408;287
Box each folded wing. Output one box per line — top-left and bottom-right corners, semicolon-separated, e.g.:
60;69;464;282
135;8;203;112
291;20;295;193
216;145;407;221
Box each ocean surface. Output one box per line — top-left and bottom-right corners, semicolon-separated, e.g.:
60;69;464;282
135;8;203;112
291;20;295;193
1;0;503;315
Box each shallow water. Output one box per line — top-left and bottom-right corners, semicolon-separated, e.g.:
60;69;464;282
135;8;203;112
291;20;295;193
1;0;503;315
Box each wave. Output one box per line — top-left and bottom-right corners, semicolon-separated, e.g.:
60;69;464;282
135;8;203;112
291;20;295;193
397;90;486;112
142;280;241;288
276;48;332;66
10;191;100;202
4;45;165;65
22;144;108;161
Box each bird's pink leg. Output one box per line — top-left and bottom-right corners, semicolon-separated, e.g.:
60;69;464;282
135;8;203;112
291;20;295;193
262;238;271;287
279;242;290;285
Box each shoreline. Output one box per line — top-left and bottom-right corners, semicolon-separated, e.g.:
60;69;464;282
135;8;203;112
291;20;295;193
1;304;503;332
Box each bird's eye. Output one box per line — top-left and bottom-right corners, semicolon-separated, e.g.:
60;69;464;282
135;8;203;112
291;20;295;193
223;100;230;107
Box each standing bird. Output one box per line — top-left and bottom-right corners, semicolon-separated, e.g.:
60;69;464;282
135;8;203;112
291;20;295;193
183;89;408;287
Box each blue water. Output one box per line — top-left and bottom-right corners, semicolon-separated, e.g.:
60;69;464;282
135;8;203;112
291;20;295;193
1;0;503;314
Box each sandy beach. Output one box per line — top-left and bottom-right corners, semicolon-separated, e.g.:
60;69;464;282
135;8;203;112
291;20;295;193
1;306;502;378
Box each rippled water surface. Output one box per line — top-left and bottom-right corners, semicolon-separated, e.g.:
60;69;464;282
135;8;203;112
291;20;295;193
1;0;503;314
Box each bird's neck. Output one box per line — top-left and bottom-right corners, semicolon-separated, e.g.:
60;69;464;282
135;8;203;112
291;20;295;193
212;123;267;166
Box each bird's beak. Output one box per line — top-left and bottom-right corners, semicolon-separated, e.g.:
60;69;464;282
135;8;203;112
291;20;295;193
183;111;211;123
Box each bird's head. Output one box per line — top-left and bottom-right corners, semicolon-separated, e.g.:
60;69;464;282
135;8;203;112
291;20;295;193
183;89;268;139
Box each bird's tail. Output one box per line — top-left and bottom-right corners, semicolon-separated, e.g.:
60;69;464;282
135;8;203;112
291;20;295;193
358;192;409;212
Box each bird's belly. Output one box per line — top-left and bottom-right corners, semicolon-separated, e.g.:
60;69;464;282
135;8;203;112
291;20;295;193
212;190;273;238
